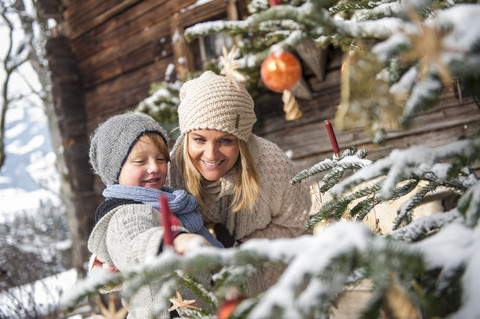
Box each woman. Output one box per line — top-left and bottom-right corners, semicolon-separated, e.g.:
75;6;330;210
168;71;312;294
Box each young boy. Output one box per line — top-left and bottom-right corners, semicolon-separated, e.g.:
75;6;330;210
87;112;222;318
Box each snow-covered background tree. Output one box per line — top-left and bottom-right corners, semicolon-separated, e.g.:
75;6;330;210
63;0;480;318
0;0;76;316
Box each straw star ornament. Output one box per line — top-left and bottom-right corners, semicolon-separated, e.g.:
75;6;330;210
168;289;200;312
220;45;247;90
93;294;128;319
401;8;453;85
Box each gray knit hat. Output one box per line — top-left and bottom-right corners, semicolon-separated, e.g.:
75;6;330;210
178;71;256;141
89;112;168;185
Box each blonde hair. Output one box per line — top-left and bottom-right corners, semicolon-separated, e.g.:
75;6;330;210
141;132;170;162
176;133;260;212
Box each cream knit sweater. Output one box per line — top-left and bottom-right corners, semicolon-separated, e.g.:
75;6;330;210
169;134;312;294
88;203;212;318
88;203;169;318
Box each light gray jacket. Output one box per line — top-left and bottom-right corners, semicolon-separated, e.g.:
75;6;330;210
88;203;169;318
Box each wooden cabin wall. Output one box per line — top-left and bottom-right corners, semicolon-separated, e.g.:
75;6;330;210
62;0;195;131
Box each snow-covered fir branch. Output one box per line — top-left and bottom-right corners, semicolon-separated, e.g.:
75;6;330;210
290;147;370;186
332;137;480;198
388;208;463;242
63;219;480;318
458;182;480;228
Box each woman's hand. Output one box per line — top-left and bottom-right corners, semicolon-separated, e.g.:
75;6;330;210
173;233;211;254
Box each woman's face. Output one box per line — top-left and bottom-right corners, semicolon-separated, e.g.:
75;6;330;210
187;129;240;181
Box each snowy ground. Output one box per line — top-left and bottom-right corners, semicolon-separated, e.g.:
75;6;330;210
0;269;79;317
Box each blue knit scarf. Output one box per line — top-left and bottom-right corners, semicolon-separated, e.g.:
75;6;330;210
103;184;223;248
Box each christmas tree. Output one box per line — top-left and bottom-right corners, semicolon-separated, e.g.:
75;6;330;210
62;0;480;318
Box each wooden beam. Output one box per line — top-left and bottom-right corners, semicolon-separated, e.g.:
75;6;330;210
171;14;192;80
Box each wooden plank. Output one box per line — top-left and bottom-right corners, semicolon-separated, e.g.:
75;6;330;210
84;59;171;125
175;0;227;27
65;0;198;41
358;122;480;159
65;0;142;39
69;0;213;87
69;0;171;60
77;21;172;88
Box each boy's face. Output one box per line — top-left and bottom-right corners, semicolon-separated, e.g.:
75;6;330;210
118;135;168;190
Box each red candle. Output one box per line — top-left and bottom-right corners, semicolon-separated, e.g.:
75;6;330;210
159;195;173;247
324;120;340;156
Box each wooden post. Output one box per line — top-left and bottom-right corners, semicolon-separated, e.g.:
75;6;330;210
171;14;193;80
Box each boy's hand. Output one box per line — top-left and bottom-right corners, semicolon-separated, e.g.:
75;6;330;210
173;233;211;254
89;254;118;273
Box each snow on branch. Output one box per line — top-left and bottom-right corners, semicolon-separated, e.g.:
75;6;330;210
290;147;370;187
388;208;463;242
332;138;480;198
458;182;480;228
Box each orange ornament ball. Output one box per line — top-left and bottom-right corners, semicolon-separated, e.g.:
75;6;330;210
261;49;302;92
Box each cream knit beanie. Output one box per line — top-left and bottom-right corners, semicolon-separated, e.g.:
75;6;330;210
178;71;256;141
89;112;168;185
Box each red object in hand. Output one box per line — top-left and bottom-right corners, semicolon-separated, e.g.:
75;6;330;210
324;120;340;156
269;0;282;7
159;195;177;247
261;47;302;92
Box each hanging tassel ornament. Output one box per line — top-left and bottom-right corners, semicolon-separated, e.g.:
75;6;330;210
335;43;401;141
282;90;302;121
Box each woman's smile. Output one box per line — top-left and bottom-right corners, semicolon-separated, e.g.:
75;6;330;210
201;159;224;166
